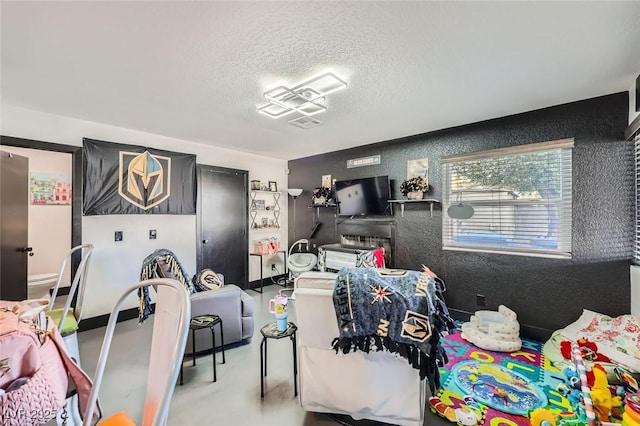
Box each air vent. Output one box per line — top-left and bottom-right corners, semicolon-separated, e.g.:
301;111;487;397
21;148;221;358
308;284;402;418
288;116;323;129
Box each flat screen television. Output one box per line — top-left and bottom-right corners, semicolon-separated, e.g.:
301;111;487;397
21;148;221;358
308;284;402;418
334;175;391;216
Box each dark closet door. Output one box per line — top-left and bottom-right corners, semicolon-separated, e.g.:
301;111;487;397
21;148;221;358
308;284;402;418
197;165;248;289
0;151;29;300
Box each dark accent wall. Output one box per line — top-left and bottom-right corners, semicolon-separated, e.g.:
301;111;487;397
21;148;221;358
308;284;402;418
288;93;633;340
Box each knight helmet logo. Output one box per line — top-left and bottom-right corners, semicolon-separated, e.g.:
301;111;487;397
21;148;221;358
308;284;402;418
400;310;432;343
118;150;171;210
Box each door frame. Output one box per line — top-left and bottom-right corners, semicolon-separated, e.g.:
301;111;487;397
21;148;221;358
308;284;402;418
0;135;82;274
196;164;249;285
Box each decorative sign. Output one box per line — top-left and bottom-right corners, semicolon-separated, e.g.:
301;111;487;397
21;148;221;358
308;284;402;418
30;173;71;205
347;155;381;168
83;138;196;215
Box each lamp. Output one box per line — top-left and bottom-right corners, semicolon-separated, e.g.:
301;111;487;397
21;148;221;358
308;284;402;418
258;72;347;121
287;188;303;241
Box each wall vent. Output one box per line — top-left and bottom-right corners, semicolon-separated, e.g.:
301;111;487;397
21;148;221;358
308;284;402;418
288;116;323;129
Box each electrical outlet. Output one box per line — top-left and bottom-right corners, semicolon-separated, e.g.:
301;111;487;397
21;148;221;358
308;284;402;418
114;231;123;242
271;264;276;271
476;294;486;307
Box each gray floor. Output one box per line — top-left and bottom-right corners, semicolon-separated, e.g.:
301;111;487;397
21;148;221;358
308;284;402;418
75;284;451;426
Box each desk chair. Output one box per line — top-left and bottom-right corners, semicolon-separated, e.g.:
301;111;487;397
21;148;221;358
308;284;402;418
82;278;191;426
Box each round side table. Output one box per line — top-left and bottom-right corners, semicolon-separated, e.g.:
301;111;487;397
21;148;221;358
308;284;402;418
259;321;297;398
180;314;225;385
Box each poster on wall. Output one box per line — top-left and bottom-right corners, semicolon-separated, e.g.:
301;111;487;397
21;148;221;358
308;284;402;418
407;158;429;185
83;138;196;215
30;172;72;205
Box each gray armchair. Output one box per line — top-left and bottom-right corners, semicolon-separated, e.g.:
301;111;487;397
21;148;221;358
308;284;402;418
156;258;254;354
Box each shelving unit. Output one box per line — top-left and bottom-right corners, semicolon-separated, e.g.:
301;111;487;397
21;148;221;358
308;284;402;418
388;198;440;217
250;190;281;229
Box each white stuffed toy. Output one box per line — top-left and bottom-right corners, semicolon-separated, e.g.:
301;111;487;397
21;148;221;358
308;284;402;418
461;305;522;352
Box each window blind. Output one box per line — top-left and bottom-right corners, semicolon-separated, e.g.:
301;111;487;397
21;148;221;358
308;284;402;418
442;139;574;258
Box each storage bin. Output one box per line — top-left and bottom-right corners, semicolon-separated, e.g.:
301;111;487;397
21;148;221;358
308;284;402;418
254;239;280;254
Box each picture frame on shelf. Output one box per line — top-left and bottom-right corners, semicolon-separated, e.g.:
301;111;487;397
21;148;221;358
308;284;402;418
251;180;261;190
253;199;266;210
261;217;269;227
407;158;429;186
268;181;278;192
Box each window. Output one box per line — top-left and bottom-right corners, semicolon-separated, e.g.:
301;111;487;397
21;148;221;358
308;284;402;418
442;139;574;258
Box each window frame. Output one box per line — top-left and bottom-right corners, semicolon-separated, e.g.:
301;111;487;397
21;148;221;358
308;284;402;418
442;138;574;259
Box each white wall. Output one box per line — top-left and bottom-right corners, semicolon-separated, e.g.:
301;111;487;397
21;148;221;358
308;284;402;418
1;104;288;318
0;146;72;282
630;75;639;125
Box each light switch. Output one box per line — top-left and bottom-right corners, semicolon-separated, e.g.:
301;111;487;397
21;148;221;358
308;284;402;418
115;231;123;242
149;229;157;239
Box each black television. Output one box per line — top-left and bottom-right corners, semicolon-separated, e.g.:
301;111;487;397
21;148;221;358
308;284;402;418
334;175;391;216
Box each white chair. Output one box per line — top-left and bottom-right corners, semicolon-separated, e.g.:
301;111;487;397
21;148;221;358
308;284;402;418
82;278;191;426
49;244;93;352
48;243;93;426
294;271;427;426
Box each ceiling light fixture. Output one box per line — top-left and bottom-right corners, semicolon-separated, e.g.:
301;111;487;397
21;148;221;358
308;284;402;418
257;72;347;121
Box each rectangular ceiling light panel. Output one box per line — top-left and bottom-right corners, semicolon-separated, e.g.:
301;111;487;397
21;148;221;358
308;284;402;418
258;71;347;121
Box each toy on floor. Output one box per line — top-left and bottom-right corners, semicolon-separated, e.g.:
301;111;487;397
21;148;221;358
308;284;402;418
460;305;522;352
451;360;547;416
529;408;587;426
615;366;639;394
623;394;640;426
590;363;622;422
560;338;611;363
429;395;482;425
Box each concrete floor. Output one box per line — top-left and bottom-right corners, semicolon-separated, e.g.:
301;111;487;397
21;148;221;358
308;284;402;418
75;284;451;426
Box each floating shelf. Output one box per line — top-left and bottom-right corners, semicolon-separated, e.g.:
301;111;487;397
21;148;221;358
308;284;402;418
387;199;440;217
308;203;336;219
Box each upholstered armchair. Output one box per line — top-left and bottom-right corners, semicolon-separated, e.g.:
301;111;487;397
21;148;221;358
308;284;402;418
294;271;427;426
155;258;254;354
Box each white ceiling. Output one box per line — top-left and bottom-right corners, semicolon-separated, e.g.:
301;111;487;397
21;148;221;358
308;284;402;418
2;2;640;160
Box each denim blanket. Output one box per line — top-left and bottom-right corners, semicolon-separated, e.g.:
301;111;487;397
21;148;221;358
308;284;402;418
332;267;455;392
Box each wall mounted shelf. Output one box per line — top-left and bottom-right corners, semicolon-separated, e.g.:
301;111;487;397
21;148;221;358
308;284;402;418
388;199;440;217
250;190;281;229
308;202;336;219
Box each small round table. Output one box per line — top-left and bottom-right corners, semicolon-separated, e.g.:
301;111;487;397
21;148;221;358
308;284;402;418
180;314;225;385
259;321;297;398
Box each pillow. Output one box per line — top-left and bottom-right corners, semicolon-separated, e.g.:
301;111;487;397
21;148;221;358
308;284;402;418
192;268;224;292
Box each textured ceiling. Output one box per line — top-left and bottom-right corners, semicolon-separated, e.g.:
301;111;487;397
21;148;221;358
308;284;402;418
2;2;640;160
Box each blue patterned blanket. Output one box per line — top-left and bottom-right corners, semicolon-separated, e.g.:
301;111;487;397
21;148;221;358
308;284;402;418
332;268;455;392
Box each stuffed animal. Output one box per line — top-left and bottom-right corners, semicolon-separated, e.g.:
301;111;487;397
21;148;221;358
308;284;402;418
590;363;622;422
429;396;481;426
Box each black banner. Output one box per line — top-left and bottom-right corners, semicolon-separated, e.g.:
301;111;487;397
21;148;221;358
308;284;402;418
83;138;196;215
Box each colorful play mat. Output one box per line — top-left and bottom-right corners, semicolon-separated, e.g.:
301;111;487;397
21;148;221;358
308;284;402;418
437;330;576;425
451;361;548;416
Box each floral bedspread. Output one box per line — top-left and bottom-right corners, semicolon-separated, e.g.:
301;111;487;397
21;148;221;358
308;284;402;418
560;309;640;372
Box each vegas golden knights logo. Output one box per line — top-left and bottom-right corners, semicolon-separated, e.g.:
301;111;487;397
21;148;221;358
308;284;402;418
400;310;432;343
118;151;171;210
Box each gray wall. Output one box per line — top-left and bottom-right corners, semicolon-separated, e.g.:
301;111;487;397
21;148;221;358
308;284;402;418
287;92;633;340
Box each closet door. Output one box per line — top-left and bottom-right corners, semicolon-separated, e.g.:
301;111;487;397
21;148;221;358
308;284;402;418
0;151;29;300
197;165;248;289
